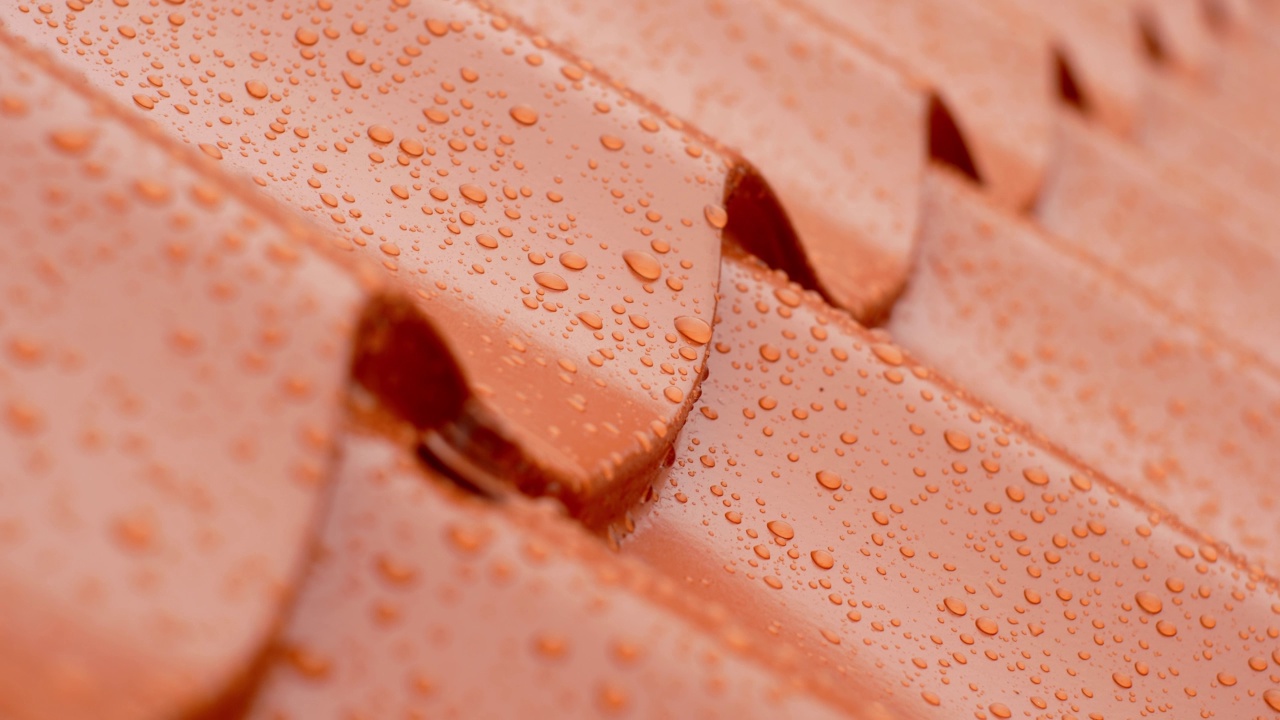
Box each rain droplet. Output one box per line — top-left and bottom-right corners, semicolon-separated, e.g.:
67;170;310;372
766;520;794;540
815;470;842;490
49;129;94;154
510;105;539;125
622;249;661;281
674;316;711;345
1135;591;1163;614
534;272;568;291
704;203;728;229
559;252;587;270
943;429;971;452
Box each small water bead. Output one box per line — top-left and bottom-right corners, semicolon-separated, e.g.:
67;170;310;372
766;520;794;540
510;105;539;125
245;80;269;99
975;617;998;635
704;203;728;229
943;429;971;452
368;125;395;144
49;129;94;154
577;312;603;330
1264;690;1280;712
870;343;904;366
1135;591;1163;614
815;470;842;490
459;184;487;203
943;597;968;616
476;234;499;249
1023;467;1050;486
622;249;661;281
600;134;624;150
295;27;319;45
673;316;712;345
810;550;834;569
533;272;568;291
559;252;587;270
399;138;424;157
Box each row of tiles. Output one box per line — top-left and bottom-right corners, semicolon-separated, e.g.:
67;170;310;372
3;0;1280;718
7;0;1280;553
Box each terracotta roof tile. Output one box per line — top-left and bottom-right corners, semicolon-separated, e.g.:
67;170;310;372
0;38;362;720
4;0;1280;718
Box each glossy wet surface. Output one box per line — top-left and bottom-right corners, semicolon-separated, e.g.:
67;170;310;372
3;1;1280;719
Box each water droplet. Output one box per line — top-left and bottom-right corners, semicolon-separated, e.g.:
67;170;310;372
368;125;395;144
559;252;587;270
704;203;728;229
811;550;834;569
534;272;568;291
295;27;319;45
871;343;904;366
622;249;661;281
815;470;842;490
534;634;568;659
460;184;487;203
577;312;603;330
49;129;94;154
510;105;539;125
400;138;424;157
600;134;624;150
766;520;794;540
1023;467;1050;486
975;617;998;635
944;597;968;616
943;429;971;452
674;316;711;345
1135;591;1163;614
245;80;269;99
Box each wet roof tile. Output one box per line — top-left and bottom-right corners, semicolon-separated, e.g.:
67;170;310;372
247;428;854;720
1037;112;1280;370
892;168;1280;566
626;249;1280;719
494;0;927;320
0;0;740;529
0;37;362;720
796;0;1054;209
3;0;1280;718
